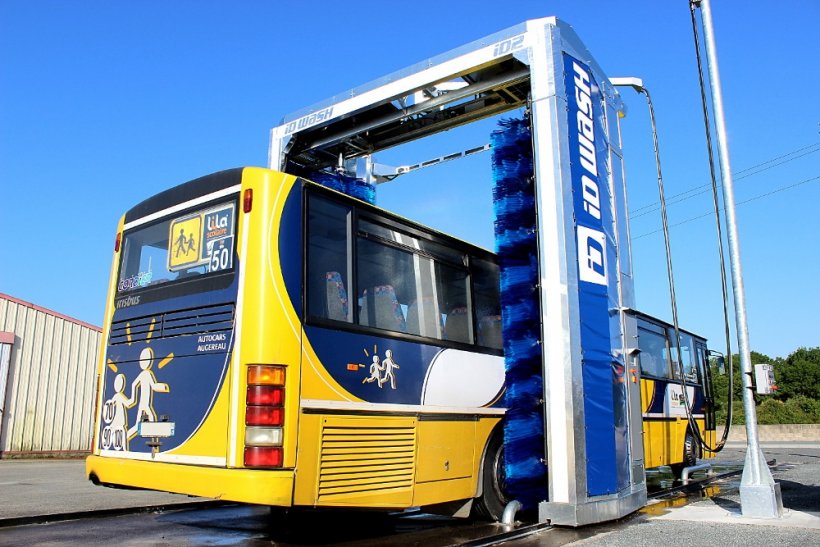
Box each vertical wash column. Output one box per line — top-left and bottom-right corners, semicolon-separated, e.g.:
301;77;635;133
526;19;646;525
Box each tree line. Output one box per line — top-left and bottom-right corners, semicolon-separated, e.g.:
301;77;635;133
710;346;820;424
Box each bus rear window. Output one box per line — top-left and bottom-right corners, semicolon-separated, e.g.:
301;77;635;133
118;201;236;292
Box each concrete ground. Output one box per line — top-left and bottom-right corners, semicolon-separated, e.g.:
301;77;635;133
519;442;820;546
0;459;208;524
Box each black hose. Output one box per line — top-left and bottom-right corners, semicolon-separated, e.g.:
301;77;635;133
639;86;705;457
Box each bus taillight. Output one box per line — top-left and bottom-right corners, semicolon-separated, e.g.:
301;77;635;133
245;406;284;426
244;365;285;468
246;385;284;405
248;364;285;385
244;446;283;467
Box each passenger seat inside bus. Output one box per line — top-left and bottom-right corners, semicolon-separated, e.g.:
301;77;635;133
444;307;470;343
325;271;349;322
359;285;406;332
478;314;502;349
406;296;443;338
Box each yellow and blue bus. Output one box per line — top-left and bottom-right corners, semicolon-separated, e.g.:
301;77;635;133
87;167;716;520
87;167;509;519
632;311;717;476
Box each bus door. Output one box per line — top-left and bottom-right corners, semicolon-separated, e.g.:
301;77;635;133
695;341;715;431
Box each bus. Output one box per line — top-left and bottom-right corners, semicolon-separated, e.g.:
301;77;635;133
631;311;717;476
87;167;509;519
87;167;717;521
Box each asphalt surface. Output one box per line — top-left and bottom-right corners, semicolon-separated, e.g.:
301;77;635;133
0;459;210;524
0;442;817;545
517;442;820;546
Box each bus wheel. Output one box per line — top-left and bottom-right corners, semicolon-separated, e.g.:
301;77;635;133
472;430;508;521
671;429;699;478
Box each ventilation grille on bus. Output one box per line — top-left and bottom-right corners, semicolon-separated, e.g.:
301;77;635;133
109;303;234;345
317;420;416;501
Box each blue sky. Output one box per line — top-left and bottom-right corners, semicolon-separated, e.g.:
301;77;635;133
1;1;817;359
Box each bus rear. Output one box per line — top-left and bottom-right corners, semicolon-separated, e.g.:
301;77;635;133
87;167;302;505
87;166;506;514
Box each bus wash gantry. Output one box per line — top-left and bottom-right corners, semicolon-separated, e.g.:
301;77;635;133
271;17;643;526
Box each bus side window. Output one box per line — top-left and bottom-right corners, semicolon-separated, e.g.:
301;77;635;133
307;195;352;323
473;258;502;350
638;327;671;379
406;296;443;339
669;331;699;383
695;345;708;385
356;236;411;333
438;260;470;344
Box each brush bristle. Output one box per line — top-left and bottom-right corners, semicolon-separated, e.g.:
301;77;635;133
492;117;547;509
290;165;376;205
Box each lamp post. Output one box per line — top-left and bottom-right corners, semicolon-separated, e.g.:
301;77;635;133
694;0;782;517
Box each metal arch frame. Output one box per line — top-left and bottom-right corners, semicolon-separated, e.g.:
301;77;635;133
268;20;538;173
269;17;645;526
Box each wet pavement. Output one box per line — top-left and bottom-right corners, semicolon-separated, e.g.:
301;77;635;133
513;442;820;546
0;442;817;545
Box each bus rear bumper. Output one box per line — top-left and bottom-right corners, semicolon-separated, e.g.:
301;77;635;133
86;455;295;506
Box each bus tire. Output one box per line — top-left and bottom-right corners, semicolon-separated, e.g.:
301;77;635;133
472;430;508;521
670;429;699;478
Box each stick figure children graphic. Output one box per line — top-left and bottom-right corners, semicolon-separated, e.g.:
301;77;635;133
101;373;131;450
127;347;170;439
380;349;400;389
362;354;383;384
359;348;400;390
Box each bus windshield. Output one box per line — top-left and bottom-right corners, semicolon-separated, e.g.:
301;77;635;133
118;200;237;293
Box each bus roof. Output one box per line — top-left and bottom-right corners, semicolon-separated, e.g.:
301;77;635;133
124;168;244;224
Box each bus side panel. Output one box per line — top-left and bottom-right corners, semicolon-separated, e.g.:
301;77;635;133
642;377;711;467
643;419;672;469
416;419;475;483
702;428;715;460
301;326;505;408
642;378;664;468
412;418;477;506
295;414;416;508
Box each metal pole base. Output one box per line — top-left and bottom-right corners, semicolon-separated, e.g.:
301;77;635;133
740;447;784;518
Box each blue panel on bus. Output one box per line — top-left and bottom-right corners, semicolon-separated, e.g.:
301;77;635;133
102;280;238;455
305;325;505;407
99;333;232;454
279;179;304;319
563;53;627;496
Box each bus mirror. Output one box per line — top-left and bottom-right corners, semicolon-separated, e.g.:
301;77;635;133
708;351;726;375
